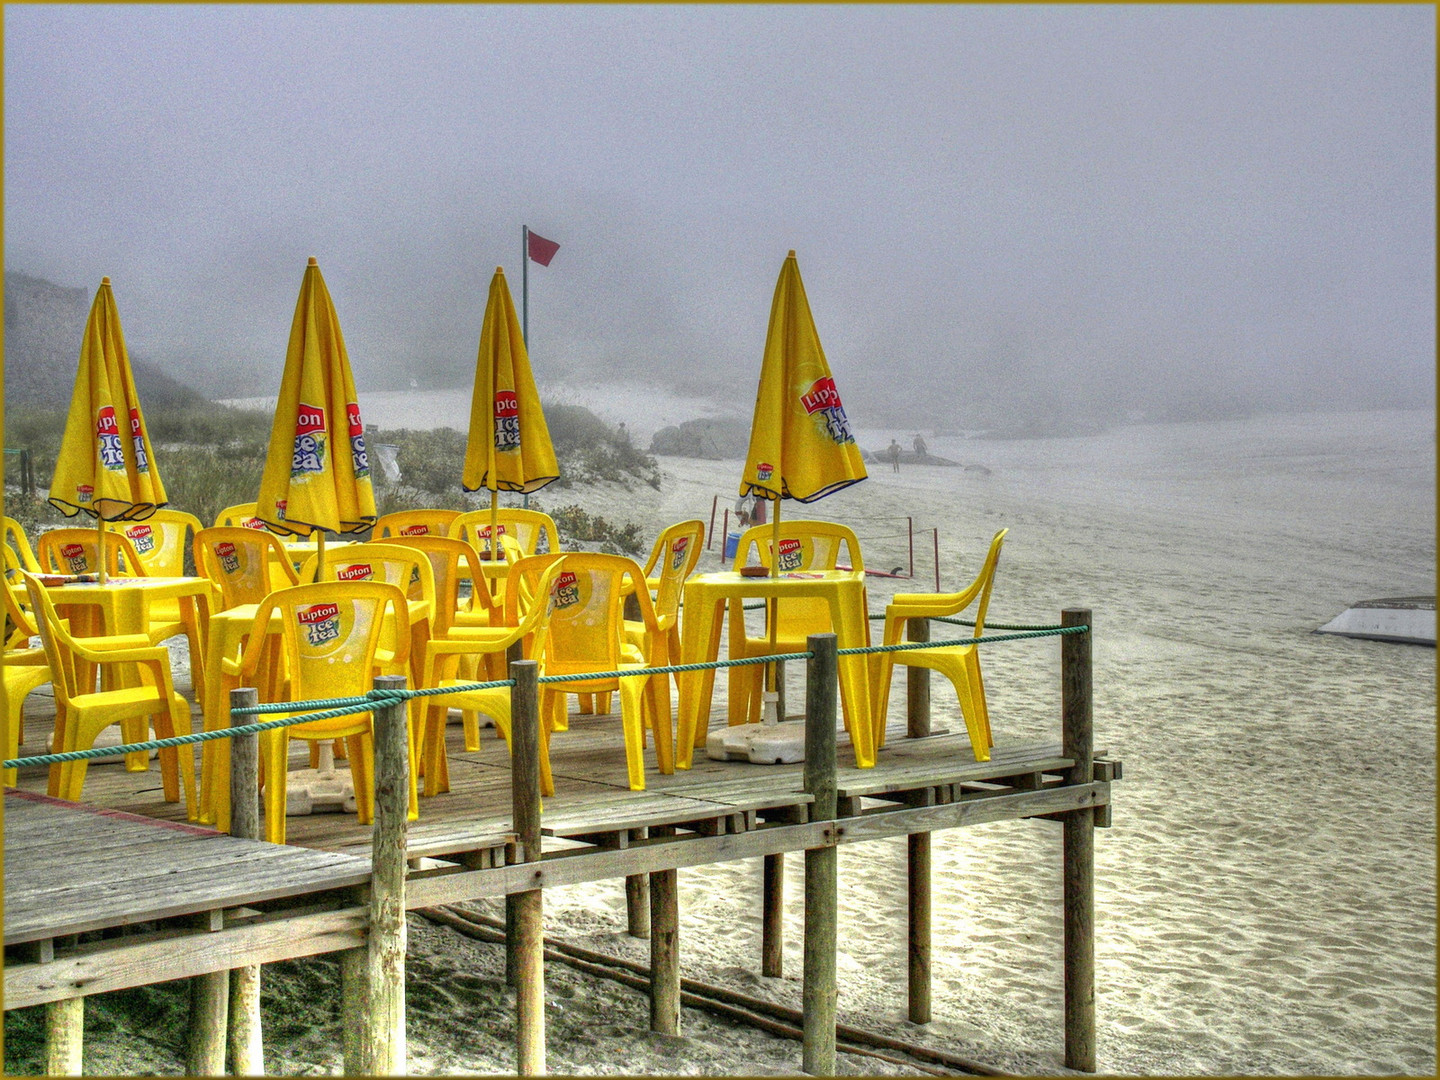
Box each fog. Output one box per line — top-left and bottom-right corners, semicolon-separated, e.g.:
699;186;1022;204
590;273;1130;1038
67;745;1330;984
5;4;1434;429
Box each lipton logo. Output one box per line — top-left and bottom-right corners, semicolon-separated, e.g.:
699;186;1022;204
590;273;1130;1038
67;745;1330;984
61;543;89;573
125;524;155;554
216;541;241;574
798;377;855;445
243;517;266;530
292;404;326;476
670;536;690;571
756;462;774;482
494;390;521;452
475;524;507;539
347;402;369;478
399;524;430;536
337;564;372;582
96;406;125;471
297;602;341;646
777;537;803;572
128;408;149;473
551;570;580;609
77;484;94;504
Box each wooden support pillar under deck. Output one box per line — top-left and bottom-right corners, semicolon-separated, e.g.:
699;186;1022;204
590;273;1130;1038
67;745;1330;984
510;660;546;1076
188;907;229;1076
906;616;931;737
45;997;84;1077
908;788;934;1024
802;633;839;1077
227;687;265;1076
762;853;785;977
627;828;650;938
649;824;681;1034
1061;608;1096;1072
367;674;410;1075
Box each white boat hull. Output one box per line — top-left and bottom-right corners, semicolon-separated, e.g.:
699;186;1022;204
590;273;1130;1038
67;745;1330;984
1317;597;1435;646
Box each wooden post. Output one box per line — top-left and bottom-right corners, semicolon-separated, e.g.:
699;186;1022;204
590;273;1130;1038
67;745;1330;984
44;998;84;1076
802;633;838;1077
908;787;934;1024
339;946;369;1075
188;936;229;1077
505;639;525;985
227;688;265;1075
511;659;546;1076
626;828;650;939
649;824;680;1035
368;674;409;1075
761;853;784;977
906;617;931;738
1061;608;1096;1072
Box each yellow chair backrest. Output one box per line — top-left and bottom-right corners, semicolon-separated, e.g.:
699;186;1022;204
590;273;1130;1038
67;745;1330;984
539;553;650;679
193;526;301;610
118;510;202;578
4;570;39;644
254;580;410;723
451;508;560;557
214;502;274;531
372;509;462;540
644;520;705;628
36;528;146;577
3;518;41;573
736;520;864;636
315;541;436;608
373;534;496;637
888;529;1008;636
22;574;97;711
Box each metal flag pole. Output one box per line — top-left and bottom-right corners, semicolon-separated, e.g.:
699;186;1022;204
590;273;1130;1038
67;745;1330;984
521;224;530;509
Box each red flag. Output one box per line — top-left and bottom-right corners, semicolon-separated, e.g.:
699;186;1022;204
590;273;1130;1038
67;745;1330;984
527;230;560;267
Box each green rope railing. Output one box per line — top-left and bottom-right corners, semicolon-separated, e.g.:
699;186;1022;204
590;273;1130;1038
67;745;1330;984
4;627;1087;770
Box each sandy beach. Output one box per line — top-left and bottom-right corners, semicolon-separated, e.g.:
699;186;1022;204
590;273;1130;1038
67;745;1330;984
5;406;1433;1076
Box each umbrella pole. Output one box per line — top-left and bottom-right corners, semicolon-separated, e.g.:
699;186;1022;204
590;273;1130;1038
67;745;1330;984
488;489;501;597
96;515;108;584
764;497;782;723
314;528;325;583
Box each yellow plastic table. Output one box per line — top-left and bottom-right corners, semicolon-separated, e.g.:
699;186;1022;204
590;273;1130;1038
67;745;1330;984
675;569;876;769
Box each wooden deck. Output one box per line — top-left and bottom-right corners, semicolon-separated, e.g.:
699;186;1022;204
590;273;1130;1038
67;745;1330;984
7;699;1115;898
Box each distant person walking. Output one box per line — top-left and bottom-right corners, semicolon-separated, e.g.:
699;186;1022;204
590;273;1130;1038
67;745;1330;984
888;439;902;472
912;433;928;460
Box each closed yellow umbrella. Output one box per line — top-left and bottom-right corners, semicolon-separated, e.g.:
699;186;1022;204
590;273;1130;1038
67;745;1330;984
461;267;559;556
255;258;377;548
739;250;868;718
49;277;166;581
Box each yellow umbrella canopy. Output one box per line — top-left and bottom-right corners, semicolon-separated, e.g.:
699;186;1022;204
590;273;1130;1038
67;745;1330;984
255;258;376;537
49;277;166;522
461;266;559;498
740;250;867;506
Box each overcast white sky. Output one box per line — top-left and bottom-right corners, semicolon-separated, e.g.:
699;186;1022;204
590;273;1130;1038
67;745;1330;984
5;4;1434;425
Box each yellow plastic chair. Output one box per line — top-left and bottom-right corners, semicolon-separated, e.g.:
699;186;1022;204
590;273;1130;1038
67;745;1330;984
117;509;206;657
451;508;560;557
308;542;436;681
412;558;567;796
728;520;866;726
873;529;1008;761
539;553;670;791
222;580;412;844
22;573;197;815
194;527;302;611
213;502;271;530
3;517;42;573
374;533;504;757
3;573;52;786
36;528;146;577
625;519;705;722
372;508;462;540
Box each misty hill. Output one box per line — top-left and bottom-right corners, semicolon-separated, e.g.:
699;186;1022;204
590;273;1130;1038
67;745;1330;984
4;271;213;411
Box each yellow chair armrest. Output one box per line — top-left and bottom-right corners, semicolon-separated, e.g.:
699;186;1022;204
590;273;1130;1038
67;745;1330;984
84;633;155;651
70;639;171;666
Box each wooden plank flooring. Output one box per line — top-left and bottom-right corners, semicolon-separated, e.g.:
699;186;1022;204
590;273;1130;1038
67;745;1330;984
2;791;372;945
